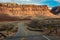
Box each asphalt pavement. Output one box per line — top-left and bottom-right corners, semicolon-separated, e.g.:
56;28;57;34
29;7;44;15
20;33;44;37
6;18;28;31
4;21;60;40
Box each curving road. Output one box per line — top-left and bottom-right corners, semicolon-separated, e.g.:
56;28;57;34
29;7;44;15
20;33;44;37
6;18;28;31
5;21;60;40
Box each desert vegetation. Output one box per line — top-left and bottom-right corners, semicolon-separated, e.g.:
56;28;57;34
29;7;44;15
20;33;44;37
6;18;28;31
0;22;18;40
27;18;60;36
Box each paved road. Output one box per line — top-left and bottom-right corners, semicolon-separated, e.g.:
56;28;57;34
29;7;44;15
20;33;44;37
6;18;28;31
4;21;60;40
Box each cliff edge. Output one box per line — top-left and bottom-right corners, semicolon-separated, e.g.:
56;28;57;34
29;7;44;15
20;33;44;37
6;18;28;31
0;3;56;21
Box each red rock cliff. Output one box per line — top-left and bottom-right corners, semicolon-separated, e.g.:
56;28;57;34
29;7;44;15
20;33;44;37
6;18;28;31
0;3;55;20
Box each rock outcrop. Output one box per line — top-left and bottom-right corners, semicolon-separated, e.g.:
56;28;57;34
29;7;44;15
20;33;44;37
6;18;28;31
51;6;60;15
0;3;56;21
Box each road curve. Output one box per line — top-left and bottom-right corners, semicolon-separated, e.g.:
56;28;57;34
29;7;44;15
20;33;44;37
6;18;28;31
4;21;60;40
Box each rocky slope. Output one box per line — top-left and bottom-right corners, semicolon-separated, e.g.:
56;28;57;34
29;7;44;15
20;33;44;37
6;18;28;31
51;6;60;15
0;3;57;21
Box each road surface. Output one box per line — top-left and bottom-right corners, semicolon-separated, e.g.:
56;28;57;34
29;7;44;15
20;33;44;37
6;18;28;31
4;21;60;40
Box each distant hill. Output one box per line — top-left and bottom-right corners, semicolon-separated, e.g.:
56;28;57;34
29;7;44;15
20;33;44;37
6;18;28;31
51;6;60;15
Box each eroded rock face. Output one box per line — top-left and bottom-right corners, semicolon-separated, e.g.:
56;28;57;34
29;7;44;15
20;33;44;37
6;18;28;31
0;3;55;20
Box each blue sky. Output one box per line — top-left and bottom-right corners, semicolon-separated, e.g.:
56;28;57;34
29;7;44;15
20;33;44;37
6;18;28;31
0;0;60;7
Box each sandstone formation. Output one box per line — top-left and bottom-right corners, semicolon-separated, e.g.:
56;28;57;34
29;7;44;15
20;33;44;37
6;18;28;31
0;3;56;21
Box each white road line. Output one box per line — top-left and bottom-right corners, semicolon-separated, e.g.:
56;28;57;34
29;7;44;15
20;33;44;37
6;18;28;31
42;35;50;40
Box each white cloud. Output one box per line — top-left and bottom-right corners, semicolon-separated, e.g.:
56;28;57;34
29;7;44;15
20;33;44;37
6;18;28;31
20;0;30;2
21;2;42;5
55;0;60;2
49;7;52;10
0;0;11;2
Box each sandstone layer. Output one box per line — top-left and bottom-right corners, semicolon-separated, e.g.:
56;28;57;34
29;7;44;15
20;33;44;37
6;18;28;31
0;3;57;21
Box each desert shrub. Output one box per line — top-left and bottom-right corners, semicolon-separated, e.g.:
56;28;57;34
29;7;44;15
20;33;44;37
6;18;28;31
0;23;18;31
27;19;45;29
0;24;14;31
27;18;59;35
